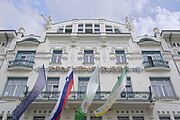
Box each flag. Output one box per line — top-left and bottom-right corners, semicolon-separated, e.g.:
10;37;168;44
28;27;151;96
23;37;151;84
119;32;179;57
12;65;46;120
47;67;74;120
94;66;127;117
75;66;100;120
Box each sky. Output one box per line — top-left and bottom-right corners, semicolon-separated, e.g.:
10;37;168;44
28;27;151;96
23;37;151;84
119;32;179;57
0;0;180;36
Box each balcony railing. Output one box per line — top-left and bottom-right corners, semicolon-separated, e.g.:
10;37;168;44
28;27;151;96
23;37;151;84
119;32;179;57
143;60;170;69
29;91;153;102
8;60;34;68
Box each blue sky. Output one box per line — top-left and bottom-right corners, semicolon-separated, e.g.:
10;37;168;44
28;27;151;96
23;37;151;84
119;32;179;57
0;0;180;35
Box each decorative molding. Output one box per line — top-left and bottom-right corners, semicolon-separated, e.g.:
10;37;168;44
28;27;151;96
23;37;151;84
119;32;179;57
100;37;108;48
70;37;77;48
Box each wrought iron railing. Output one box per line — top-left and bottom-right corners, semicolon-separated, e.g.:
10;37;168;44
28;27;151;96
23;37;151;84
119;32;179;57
143;60;169;69
8;60;34;68
32;91;152;101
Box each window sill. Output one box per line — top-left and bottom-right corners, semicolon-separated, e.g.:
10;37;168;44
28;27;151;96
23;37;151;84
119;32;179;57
49;62;62;65
154;96;179;101
116;62;127;65
83;62;95;65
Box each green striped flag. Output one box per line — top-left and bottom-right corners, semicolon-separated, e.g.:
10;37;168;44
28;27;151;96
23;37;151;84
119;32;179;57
75;66;100;120
94;66;127;117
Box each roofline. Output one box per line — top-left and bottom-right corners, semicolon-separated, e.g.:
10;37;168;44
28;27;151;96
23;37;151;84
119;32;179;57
0;30;17;35
161;30;180;36
53;19;125;26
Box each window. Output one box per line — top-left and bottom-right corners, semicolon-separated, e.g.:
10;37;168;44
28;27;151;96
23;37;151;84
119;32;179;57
150;78;175;98
45;77;59;98
85;24;92;33
116;50;126;63
16;51;36;62
178;52;180;55
78;77;100;99
121;77;133;98
142;51;166;68
33;116;45;120
7;117;13;120
65;25;72;33
175;117;180;120
51;50;62;63
84;50;94;64
12;51;36;67
90;116;102;120
3;77;27;97
94;24;100;33
133;117;144;120
78;24;84;33
106;25;113;33
0;116;2;120
159;117;170;120
114;28;121;33
57;28;64;33
117;116;129;120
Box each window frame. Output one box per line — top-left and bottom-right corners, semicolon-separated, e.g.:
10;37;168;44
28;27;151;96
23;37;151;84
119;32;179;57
51;50;62;63
3;77;28;97
115;50;126;63
150;77;176;98
84;50;94;64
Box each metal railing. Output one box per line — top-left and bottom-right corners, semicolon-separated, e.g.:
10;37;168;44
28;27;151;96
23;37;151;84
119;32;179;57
8;60;34;68
143;60;169;69
33;91;152;101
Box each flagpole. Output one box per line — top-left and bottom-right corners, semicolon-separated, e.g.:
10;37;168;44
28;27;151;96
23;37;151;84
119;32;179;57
72;66;76;100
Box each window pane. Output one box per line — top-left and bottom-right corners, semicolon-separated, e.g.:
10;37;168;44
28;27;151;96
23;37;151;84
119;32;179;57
34;116;45;120
175;117;180;120
133;117;144;120
52;50;62;63
159;117;170;120
150;78;175;98
118;116;129;120
4;78;27;97
90;116;102;120
7;117;13;120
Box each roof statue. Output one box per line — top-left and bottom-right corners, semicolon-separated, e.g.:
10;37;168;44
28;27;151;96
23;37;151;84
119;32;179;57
153;27;160;34
41;15;54;30
125;16;135;31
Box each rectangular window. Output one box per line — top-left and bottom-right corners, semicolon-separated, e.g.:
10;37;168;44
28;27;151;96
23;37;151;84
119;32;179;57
117;116;129;120
142;51;163;67
114;28;121;33
150;78;175;98
45;77;59;98
90;116;102;120
175;117;180;120
133;117;144;120
78;77;100;99
84;50;94;64
178;52;180;55
106;25;113;33
13;51;36;67
159;117;170;120
94;24;100;33
116;50;126;63
7;117;13;120
4;77;27;97
51;50;62;63
65;25;72;33
0;117;2;120
33;116;45;120
121;77;133;98
85;24;92;33
78;24;84;33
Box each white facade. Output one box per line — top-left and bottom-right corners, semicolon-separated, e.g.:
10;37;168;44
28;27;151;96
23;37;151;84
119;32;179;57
0;19;180;120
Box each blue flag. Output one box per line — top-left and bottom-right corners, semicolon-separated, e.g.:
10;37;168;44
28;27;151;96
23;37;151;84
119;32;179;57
12;65;46;120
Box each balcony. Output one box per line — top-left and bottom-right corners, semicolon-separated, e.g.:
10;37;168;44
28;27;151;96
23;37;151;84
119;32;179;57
8;60;34;70
143;60;170;71
31;91;153;102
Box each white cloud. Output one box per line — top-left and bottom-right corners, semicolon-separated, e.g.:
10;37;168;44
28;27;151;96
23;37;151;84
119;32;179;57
0;0;44;35
134;6;180;35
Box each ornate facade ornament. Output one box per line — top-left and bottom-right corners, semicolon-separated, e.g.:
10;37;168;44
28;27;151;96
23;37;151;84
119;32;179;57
100;37;107;48
42;15;54;30
125;16;134;31
153;27;160;34
70;37;77;48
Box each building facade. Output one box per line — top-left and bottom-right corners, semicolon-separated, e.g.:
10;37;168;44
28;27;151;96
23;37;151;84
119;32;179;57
0;19;180;120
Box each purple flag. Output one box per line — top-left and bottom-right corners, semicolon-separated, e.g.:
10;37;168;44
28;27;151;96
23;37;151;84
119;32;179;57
12;65;46;120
